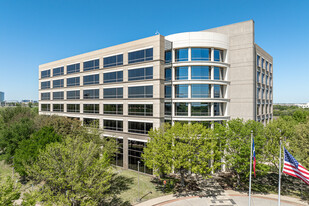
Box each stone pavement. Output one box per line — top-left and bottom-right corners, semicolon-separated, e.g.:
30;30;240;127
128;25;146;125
135;190;309;206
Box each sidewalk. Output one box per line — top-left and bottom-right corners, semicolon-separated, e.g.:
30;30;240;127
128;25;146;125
135;190;308;206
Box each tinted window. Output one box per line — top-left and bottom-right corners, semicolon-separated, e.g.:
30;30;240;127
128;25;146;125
175;84;188;98
165;50;172;63
128;48;153;64
53;104;64;112
165;85;172;98
128;121;153;134
83;89;99;99
83;118;99;128
104;54;123;68
214;85;223;98
214;49;224;62
103;71;123;83
83;74;99;85
175;103;188;116
165;68;172;81
67;90;80;99
41;93;50;100
67;63;80;74
67;104;80;113
83;104;99;113
192;84;210;98
128;67;153;81
53;92;64;100
214;103;223;116
191;102;210;116
103;88;123;99
104;119;123;131
41;104;50;111
175;67;188;80
41;70;50;78
128;104;153;116
191;66;210;80
104;104;123;115
165;102;172;115
53;67;64;76
128;86;153;98
175;48;188;62
191;48;211;61
214;67;224;80
83;59;99;71
67;77;80;87
53;79;64;88
41;81;50;89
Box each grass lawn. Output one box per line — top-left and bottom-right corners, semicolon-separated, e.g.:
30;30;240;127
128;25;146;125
0;160;13;178
116;168;168;205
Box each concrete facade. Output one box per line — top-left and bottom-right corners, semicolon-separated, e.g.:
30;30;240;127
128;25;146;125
39;20;273;173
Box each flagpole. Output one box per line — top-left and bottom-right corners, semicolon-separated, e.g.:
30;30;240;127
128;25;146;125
278;138;282;206
248;130;253;206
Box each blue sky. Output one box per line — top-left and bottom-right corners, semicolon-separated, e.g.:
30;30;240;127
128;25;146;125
0;0;308;103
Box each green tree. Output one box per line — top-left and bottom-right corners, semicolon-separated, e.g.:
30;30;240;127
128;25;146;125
13;126;62;178
0;176;21;206
25;136;119;205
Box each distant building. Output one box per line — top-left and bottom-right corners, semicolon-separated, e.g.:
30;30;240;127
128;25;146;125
297;103;309;109
0;91;4;102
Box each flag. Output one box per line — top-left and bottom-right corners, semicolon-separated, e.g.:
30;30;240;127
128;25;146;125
282;148;309;185
252;139;256;177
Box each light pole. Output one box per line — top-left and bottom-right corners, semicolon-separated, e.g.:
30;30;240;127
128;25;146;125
138;161;140;202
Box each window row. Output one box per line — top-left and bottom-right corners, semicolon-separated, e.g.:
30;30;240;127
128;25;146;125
40;67;154;89
165;48;224;63
257;88;272;100
165;66;225;81
257;71;272;85
41;48;154;78
257;55;272;72
165;84;225;98
40;103;153;116
164;102;226;116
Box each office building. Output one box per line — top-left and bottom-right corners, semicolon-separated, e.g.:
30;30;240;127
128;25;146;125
0;92;4;102
39;20;273;174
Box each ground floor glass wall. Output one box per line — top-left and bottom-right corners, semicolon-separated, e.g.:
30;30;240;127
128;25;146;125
128;140;152;175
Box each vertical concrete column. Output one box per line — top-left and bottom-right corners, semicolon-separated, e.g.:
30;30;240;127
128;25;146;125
123;118;128;133
99;103;103;115
188;66;191;80
80;103;83;113
80;62;84;72
172;49;175;63
123;68;128;82
64;79;67;89
211;66;214;80
64;66;67;75
80;117;84;126
188;85;191;98
99;73;103;85
188;48;191;61
123;101;128;116
211;48;214;62
80;75;83;86
100;88;103;100
211;103;214;117
211;85;214;98
99;119;103;129
100;57;103;69
123;137;128;169
188;103;191;117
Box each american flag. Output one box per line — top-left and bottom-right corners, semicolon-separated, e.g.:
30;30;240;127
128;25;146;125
282;148;309;185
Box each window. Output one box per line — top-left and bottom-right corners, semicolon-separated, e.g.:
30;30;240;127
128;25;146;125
214;49;224;62
67;63;80;74
165;85;172;98
257;71;260;82
83;89;99;99
265;61;269;71
53;67;64;76
175;84;188;98
105;137;123;167
104;54;123;68
103;71;123;83
53;92;64;100
41;70;50;78
257;55;260;67
104;104;123;115
104;88;123;99
214;67;224;80
67;104;80;113
192;84;210;98
214;103;224;116
261;58;265;69
262;73;265;84
83;59;99;71
41;104;50;111
53;79;64;88
53;104;64;112
191;102;210;116
257;88;260;99
67;77;80;87
83;74;99;85
191;66;210;80
165;102;172;115
191;48;211;61
269;64;272;72
128;86;153;98
128;121;153;134
175;102;188;116
266;75;268;85
128;67;153;81
165;50;172;63
103;119;123;131
83;104;99;114
128;140;152;174
128;104;153;116
41;93;50;100
165;68;172;81
67;90;80;99
214;85;223;98
41;81;50;89
128;48;153;64
175;48;188;62
83;118;99;128
175;67;188;80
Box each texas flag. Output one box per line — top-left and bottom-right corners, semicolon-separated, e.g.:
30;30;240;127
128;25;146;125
252;139;256;177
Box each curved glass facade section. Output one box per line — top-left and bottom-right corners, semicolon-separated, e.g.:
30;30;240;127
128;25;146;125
175;84;188;98
191;84;210;98
191;102;210;116
191;48;211;61
214;49;224;62
175;48;188;62
175;67;188;80
191;66;210;80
